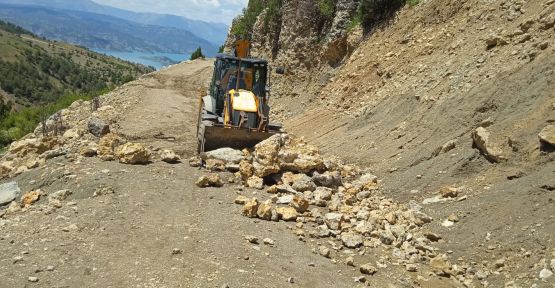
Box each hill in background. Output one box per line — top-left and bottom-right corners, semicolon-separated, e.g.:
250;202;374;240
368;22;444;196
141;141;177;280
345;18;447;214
0;20;153;146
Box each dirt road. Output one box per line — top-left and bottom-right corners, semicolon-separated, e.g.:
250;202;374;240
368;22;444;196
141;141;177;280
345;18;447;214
0;61;367;288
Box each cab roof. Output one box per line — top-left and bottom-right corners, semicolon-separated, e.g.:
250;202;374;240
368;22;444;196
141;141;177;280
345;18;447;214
215;53;268;65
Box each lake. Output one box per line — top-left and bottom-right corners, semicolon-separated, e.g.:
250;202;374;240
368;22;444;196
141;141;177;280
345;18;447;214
92;49;190;70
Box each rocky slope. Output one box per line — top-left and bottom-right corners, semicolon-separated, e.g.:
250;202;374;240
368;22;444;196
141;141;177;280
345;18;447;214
225;0;555;286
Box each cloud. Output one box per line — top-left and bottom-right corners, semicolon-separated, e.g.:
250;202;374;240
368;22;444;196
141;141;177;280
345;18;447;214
92;0;248;24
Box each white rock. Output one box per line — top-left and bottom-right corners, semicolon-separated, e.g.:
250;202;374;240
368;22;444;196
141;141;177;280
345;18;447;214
539;268;553;280
441;219;455;227
0;182;20;205
202;148;245;164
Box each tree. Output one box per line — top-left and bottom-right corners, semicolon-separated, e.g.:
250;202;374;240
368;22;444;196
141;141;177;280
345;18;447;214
190;47;205;60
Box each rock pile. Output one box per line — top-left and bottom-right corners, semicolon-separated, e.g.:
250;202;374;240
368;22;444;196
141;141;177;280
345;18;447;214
0;96;186;180
192;134;472;280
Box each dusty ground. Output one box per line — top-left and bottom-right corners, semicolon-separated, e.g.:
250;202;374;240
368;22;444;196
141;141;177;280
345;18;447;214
0;60;381;288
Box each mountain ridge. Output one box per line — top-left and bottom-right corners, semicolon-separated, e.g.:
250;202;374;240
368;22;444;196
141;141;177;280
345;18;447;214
0;0;228;45
0;4;218;55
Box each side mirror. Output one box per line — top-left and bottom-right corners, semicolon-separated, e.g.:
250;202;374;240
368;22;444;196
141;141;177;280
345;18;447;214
275;67;285;75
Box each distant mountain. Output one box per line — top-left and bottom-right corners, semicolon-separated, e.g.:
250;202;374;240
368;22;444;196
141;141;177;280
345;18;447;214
0;4;218;55
0;0;228;45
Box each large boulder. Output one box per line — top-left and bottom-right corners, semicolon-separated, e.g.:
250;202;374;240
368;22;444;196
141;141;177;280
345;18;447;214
252;134;287;177
472;127;505;162
115;143;151;165
278;138;325;173
202;148;245;164
88;117;110;137
98;133;125;161
0;182;20;206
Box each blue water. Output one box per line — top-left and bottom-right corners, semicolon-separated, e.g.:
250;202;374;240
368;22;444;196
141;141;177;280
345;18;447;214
92;49;190;70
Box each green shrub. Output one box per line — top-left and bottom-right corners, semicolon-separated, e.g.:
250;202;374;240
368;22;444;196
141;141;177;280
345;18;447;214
190;47;205;60
318;0;336;18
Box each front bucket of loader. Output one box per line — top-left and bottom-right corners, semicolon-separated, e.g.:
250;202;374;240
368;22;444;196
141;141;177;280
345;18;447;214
201;125;279;152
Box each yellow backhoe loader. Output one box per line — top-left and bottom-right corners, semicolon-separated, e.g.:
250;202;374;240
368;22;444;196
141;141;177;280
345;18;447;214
196;40;283;153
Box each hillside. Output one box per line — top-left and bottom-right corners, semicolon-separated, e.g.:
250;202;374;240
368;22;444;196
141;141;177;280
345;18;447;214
0;0;228;44
0;0;553;287
225;0;555;286
0;20;153;145
0;4;219;55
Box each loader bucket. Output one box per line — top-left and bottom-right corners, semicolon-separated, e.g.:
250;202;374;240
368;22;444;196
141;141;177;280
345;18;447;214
201;125;278;152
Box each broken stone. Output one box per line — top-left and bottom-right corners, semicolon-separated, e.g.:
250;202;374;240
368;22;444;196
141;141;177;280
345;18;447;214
429;255;452;277
276;195;294;204
239;160;255;180
242;198;259;218
313;187;333;202
49;190;71;202
324;213;344;230
485;34;507;49
355;173;378;190
360;264;377;275
341;232;363;248
439;186;459;198
246;176;264;190
88;117;110;137
312;171;342;188
160;150;180;163
319;246;331;258
234;195;249;204
291;174;317;192
195;174;223;188
21;191;40;206
276;207;298;221
290;195;309;213
205;159;226;171
539;125;555;150
539;268;553;280
80;142;98;157
472;127;505;162
5;201;21;214
98;133;125;160
245;235;259;244
116;143;150;164
257;200;273;220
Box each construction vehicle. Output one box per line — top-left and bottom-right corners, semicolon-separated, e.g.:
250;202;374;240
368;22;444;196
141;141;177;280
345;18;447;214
196;40;283;153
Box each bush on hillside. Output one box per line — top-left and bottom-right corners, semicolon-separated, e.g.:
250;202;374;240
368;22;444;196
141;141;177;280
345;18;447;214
190;47;205;60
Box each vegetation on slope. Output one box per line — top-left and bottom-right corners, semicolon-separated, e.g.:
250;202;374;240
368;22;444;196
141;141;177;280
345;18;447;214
231;0;413;39
0;20;153;146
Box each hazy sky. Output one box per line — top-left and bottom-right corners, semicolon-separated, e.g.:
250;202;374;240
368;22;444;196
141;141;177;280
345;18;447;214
92;0;247;24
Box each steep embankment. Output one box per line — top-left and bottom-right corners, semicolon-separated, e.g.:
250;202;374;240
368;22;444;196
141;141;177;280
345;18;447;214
228;0;555;286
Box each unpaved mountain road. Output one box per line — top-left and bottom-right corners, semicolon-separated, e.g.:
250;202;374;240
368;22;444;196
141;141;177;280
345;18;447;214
0;61;370;288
